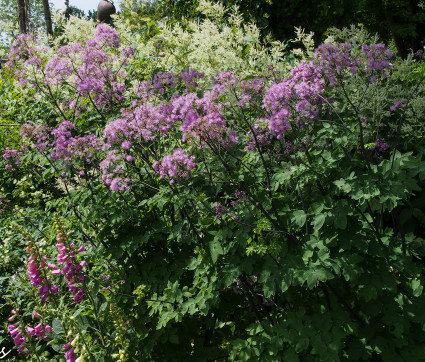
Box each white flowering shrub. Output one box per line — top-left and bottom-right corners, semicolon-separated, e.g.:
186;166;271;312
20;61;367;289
113;0;315;79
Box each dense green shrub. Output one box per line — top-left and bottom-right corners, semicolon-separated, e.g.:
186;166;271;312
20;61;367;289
1;4;425;361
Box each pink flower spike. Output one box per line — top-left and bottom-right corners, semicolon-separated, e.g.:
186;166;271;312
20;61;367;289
77;246;86;253
48;263;58;270
52;269;62;275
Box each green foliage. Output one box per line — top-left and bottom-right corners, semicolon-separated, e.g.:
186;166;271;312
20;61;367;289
1;9;425;362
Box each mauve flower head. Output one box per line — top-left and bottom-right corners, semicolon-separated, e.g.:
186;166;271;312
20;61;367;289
153;72;177;93
179;68;204;92
95;23;121;48
154;149;196;181
390;100;402;111
2;147;21;171
21;122;51;152
373;139;390;151
262;61;323;139
315;43;359;85
214;202;227;219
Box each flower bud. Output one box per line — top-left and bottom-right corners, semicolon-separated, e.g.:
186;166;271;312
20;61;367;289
71;335;79;347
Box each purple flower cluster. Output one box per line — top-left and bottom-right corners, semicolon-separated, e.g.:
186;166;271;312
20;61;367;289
8;323;29;355
152;72;178;93
45;46;74;86
21;122;51;152
14;24;129;110
136;69;204;97
0;194;11;213
2;147;21;171
100;150;131;191
153;149;196;182
104;103;171;145
171;89;228;143
26;240;59;302
213;202;227;219
315;42;394;84
26;323;53;342
262;60;324;138
390;100;403;111
315;43;359;85
6;34;45;86
246;120;271;151
50;121;103;164
95;23;121;48
238;77;266;107
51;226;87;304
51;121;75;161
179;68;205;92
362;44;393;78
373;139;390;151
230;189;248;207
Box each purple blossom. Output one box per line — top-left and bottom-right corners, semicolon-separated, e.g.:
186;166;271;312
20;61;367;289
171;90;228;143
178;68;205;92
315;43;359;85
213;202;227;219
262;61;324;139
54;228;87;303
315;42;394;85
152;72;177;93
153;149;196;182
373;139;390;151
2;147;22;171
104;103;173;146
390;100;403;111
95;23;121;48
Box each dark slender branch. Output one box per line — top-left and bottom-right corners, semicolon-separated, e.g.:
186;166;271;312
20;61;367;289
325;281;365;326
392;210;406;255
320;282;333;312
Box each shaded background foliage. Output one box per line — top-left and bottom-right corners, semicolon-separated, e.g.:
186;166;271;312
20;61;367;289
123;0;425;58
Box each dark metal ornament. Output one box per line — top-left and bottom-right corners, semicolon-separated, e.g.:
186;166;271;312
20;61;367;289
97;0;116;23
60;0;71;19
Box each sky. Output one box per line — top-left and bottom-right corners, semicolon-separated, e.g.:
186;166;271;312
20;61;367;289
50;0;121;13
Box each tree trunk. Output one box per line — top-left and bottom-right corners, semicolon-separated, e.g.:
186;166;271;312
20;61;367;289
382;2;408;58
41;0;53;35
405;0;423;55
17;0;28;34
